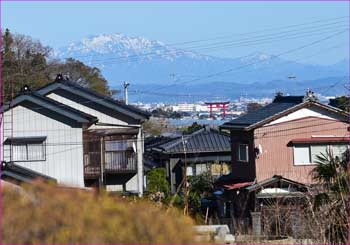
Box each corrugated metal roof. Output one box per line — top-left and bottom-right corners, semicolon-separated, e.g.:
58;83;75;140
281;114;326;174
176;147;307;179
1;162;57;183
153;127;231;154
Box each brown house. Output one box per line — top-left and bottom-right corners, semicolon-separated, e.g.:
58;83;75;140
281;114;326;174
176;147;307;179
212;93;349;235
220;93;349;185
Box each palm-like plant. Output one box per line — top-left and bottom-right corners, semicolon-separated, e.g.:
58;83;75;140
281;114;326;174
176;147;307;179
311;148;349;244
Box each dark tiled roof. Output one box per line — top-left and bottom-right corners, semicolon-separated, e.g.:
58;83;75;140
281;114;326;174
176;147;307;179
152;127;231;154
272;95;304;103
1;162;57;184
145;136;177;150
222;102;300;129
36;80;150;120
222;96;348;130
3;92;98;124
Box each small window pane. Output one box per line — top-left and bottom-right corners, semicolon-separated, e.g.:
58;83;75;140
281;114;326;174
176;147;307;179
27;144;45;161
195;164;207;175
186;166;193;176
294;146;310;165
311;145;328;163
332;144;348;159
238;144;248;162
105;141;128;151
13;145;27;161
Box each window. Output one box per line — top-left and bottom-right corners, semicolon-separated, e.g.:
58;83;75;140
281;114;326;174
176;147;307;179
294;145;311;165
293;144;348;165
310;145;328;163
238;144;249;162
186;166;193;176
4;137;46;161
332;144;348;159
105;141;128;151
195;163;208;175
104;140;136;170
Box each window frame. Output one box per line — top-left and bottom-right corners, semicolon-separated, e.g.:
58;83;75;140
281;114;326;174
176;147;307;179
293;145;313;166
104;139;137;169
293;143;348;166
11;142;46;162
237;143;249;163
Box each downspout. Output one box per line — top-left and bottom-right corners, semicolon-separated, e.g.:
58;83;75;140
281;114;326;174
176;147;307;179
137;126;144;197
100;136;104;190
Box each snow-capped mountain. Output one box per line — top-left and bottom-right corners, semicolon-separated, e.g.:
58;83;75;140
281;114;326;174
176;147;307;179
56;33;348;102
59;33;211;63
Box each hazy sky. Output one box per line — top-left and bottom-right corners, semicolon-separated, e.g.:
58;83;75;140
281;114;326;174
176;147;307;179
2;1;349;65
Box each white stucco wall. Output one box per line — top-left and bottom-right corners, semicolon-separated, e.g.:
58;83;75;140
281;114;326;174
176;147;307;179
265;107;344;126
2;105;84;187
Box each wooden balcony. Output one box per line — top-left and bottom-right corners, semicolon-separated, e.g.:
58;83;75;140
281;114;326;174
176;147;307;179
84;151;137;178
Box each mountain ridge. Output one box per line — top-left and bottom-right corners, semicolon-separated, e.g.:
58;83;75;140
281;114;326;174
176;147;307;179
56;33;348;102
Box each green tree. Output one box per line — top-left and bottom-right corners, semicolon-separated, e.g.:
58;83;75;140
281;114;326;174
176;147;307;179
50;58;110;96
183;122;203;134
329;96;349;112
147;168;170;195
1;29;111;101
188;171;214;215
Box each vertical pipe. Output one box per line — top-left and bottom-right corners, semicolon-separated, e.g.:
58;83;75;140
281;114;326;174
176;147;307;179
100;136;104;189
137;126;143;197
124;81;129;105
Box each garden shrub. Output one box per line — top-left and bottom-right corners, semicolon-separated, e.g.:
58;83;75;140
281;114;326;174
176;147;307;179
2;181;194;244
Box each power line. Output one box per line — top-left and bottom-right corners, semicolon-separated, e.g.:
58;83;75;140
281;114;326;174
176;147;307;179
131;43;348;99
145;29;348;93
77;23;348;66
63;15;349;60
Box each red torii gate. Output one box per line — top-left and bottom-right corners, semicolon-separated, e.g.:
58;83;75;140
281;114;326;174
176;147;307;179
205;102;230;119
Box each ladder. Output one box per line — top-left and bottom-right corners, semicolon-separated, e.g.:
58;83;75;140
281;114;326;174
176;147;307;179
2;106;13;162
1;81;14;164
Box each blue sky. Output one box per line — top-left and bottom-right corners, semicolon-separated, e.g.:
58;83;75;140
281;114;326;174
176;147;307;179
2;1;349;65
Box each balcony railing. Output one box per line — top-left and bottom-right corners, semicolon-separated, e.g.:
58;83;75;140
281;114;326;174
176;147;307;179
84;151;137;177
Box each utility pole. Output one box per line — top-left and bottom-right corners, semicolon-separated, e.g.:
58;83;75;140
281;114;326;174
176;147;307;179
124;81;130;105
182;135;189;216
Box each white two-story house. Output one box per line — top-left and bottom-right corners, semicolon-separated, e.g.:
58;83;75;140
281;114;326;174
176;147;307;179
1;75;150;195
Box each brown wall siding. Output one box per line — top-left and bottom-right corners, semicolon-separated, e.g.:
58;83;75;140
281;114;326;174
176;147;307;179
230;130;256;181
254;117;349;184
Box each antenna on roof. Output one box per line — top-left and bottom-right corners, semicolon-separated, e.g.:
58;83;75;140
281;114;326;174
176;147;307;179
304;89;318;102
124;81;130;105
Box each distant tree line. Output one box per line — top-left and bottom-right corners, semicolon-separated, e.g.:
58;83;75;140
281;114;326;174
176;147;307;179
151;108;190;119
1;29;111;102
329;96;349;112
